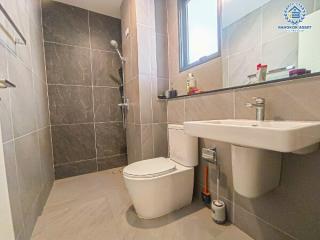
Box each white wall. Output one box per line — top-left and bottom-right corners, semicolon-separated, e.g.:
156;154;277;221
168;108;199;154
55;0;122;18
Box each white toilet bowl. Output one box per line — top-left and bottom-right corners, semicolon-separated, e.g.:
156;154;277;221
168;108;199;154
123;125;198;219
123;158;194;219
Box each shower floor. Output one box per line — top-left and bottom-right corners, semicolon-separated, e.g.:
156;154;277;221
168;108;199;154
32;168;252;240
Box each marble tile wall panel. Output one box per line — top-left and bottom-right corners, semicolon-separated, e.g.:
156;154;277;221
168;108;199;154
0;1;54;239
43;1;126;178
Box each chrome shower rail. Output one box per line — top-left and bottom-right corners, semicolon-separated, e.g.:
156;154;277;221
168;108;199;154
0;79;16;88
0;3;26;45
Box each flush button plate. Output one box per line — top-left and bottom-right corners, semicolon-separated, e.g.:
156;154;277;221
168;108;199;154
201;148;217;164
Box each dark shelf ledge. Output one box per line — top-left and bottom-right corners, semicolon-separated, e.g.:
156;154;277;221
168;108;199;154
160;72;320;101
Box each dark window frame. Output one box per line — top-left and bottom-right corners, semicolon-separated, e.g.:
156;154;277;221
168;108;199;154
178;0;222;72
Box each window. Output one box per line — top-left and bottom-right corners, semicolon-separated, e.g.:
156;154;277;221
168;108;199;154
179;0;221;71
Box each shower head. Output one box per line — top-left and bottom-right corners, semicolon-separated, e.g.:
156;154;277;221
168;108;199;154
110;40;125;63
110;40;119;49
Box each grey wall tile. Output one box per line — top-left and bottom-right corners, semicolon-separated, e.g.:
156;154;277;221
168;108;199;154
38;127;54;185
125;79;140;124
23;189;44;239
44;42;91;85
97;154;127;171
234;204;295;240
139;74;153;124
126;123;142;164
156;34;169;78
15;132;42;229
15;14;33;71
34;76;50;129
152;97;167;123
154;0;168;35
30;15;46;81
167;99;185;124
48;85;94;124
43;1;126;178
234;150;320;240
95;122;126;158
28;0;42;26
92;50;121;87
136;0;154;26
185;92;234;121
93;87;122;122
156;76;169;96
51;124;96;164
152;123;168;158
137;25;153;75
3;142;25;239
9;55;37;138
0;1;54;238
0;89;13;142
0;46;12;142
141;124;154;160
235;76;320;121
54;159;97;179
109;89;123;122
42;1;90;47
89;12;121;51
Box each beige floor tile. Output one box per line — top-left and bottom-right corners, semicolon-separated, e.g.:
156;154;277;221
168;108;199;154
32;168;253;240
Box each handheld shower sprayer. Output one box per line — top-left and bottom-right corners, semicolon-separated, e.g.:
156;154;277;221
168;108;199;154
110;40;119;49
110;40;125;63
110;40;128;129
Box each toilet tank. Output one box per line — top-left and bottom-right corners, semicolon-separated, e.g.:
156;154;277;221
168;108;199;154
168;124;198;167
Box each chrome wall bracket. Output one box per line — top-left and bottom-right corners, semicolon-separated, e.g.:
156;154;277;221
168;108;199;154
0;79;16;88
201;147;217;165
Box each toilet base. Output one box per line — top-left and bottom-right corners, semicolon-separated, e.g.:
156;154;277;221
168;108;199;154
124;164;194;219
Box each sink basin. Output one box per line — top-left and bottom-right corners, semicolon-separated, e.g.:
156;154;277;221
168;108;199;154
184;119;320;153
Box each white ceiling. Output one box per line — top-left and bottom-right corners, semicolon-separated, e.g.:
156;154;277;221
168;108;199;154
55;0;123;19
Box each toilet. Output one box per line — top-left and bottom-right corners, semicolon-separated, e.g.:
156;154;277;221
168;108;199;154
123;124;198;219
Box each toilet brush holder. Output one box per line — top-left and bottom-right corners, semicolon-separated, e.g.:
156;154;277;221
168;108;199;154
211;165;226;224
201;148;217;205
202;147;227;224
211;200;226;224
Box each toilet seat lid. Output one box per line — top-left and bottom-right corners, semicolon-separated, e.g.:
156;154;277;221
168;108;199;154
123;158;176;178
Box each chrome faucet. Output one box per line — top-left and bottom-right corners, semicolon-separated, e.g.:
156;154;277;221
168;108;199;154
245;97;265;121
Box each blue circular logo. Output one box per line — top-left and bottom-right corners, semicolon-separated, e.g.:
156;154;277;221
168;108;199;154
284;3;307;25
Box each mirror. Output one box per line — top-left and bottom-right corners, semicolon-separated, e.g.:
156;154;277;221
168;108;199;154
221;0;320;88
172;0;320;98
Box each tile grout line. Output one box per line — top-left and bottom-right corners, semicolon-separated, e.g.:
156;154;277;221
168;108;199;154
3;125;50;145
43;40;118;54
87;10;99;172
47;83;119;88
50;121;123;127
235;203;299;240
55;157;97;167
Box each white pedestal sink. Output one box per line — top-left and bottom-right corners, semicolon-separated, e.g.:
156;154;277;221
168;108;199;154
184;120;320;198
